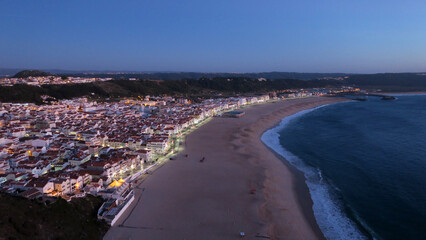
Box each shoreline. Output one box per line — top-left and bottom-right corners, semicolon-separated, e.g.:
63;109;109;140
104;96;348;240
260;103;369;240
259;105;336;240
262;143;325;239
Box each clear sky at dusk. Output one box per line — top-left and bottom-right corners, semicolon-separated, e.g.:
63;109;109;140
1;0;426;73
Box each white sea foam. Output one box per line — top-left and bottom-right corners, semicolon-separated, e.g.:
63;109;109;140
261;104;368;240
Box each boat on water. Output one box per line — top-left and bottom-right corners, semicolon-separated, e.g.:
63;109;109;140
352;98;367;101
381;96;396;100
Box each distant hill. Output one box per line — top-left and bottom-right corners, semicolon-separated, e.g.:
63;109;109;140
1;72;426;103
0;68;349;80
13;70;53;78
347;73;426;87
69;71;349;81
0;77;342;103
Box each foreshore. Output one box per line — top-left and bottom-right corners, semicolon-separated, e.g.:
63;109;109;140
104;96;348;240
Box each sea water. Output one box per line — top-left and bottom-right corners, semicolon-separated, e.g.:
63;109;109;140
261;95;426;240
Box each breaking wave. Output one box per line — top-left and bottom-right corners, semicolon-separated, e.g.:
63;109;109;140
261;105;368;240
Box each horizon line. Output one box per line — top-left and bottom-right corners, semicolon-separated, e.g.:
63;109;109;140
2;67;426;75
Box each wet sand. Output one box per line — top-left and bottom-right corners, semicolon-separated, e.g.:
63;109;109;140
104;96;348;240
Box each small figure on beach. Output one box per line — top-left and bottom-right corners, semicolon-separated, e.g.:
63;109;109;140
239;232;245;238
185;154;188;158
200;156;205;162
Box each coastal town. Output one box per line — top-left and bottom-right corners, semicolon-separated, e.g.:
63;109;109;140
0;78;365;223
0;75;113;86
3;0;426;239
0;93;280;224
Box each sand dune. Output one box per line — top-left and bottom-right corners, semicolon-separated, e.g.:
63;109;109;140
104;97;347;240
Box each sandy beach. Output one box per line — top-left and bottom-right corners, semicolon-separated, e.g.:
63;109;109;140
104;96;348;240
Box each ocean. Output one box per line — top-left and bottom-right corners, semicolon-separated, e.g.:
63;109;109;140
261;95;426;240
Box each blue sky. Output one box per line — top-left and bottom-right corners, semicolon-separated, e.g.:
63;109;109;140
1;0;426;73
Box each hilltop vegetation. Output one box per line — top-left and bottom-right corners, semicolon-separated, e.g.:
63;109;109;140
0;193;109;240
0;68;350;80
0;78;341;103
13;70;53;78
1;72;426;103
68;71;348;81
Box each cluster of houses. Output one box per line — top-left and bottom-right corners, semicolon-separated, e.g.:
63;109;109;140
0;94;273;222
0;76;112;86
279;92;313;99
276;86;360;98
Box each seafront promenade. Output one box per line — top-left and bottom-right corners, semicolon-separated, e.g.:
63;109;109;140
104;96;347;240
